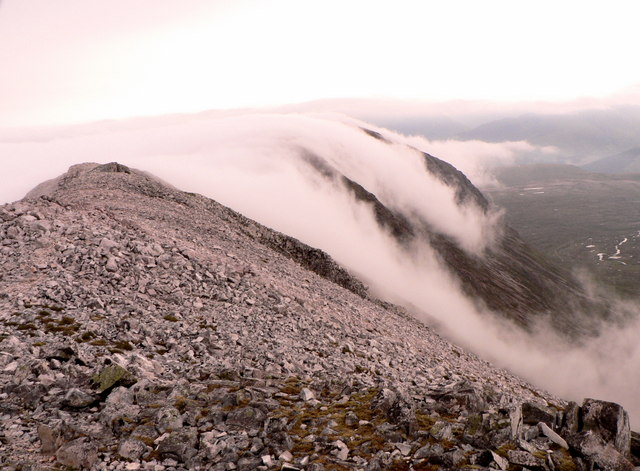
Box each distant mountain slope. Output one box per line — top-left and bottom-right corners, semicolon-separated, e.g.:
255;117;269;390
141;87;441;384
583;147;640;174
457;107;640;163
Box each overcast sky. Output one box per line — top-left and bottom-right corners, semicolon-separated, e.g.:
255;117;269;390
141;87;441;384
1;0;640;127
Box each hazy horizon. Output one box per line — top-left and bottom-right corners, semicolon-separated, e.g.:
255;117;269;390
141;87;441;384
2;0;640;127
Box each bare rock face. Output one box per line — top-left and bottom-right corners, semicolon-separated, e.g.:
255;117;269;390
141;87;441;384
582;398;631;456
568;431;634;471
0;162;636;470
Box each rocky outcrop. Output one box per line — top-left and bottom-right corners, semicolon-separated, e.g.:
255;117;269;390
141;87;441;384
581;398;631;455
0;163;636;470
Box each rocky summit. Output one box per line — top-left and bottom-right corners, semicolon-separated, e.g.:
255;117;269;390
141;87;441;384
1;162;639;470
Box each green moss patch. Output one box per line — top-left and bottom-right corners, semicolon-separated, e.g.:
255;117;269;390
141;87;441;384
91;364;137;393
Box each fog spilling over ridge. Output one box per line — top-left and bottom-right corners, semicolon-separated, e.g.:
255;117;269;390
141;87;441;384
5;112;640;424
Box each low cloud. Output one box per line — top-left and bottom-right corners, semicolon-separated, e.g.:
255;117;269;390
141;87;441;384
401;135;560;188
2;111;640;425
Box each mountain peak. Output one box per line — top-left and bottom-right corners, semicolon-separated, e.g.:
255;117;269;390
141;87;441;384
1;159;637;469
26;161;176;201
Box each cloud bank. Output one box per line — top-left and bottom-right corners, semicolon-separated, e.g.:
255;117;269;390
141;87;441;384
2;112;640;424
402;136;560;188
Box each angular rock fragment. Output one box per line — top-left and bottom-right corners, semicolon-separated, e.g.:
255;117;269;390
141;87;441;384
156;406;183;433
507;449;546;470
539;421;569;449
105;256;119;272
345;410;359;426
62;387;98;409
226;406;267;430
522;401;556;426
117;437;148;461
582;398;631;455
155;427;199;463
561;400;580;435
414;443;445;461
300;387;315;401
510;404;523;439
491;450;509;470
56;437;98;469
37;424;61;455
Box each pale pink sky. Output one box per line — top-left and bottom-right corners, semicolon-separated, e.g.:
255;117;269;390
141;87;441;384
1;0;640;127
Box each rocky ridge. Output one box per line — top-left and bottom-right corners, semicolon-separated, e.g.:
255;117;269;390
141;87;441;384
1;162;638;470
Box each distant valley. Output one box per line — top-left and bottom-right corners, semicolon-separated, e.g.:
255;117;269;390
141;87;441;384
485;164;640;298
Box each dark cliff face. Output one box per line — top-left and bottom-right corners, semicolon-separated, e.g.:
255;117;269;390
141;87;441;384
420;151;490;211
300;129;608;335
